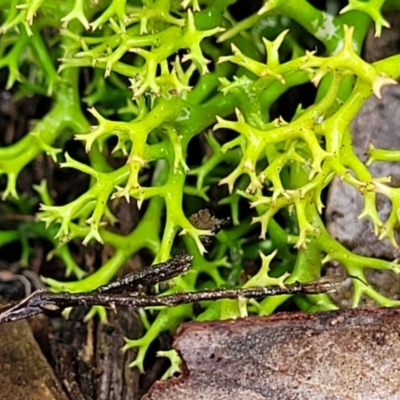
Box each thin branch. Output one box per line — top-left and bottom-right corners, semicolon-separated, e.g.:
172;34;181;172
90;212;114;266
0;273;345;324
96;253;193;293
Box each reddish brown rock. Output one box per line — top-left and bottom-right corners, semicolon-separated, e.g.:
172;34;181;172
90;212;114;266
144;308;400;400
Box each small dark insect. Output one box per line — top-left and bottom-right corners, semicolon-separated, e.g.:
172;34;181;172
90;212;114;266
189;209;229;247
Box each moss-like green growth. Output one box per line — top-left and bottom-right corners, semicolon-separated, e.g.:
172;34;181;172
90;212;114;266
2;0;400;373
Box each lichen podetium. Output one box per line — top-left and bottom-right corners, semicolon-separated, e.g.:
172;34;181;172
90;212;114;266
1;0;400;373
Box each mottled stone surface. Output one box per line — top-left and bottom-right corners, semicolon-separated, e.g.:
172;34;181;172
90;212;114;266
144;309;400;400
326;83;400;261
325;12;400;306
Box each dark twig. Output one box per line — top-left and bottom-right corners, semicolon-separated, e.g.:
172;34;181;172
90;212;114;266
0;254;345;324
96;253;193;293
0;282;343;324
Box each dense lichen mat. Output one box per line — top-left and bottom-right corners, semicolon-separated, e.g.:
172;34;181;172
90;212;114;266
2;0;400;373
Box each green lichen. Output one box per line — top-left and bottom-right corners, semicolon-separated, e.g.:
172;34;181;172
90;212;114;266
2;0;400;373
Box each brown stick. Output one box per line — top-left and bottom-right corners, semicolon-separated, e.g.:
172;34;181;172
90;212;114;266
0;279;343;324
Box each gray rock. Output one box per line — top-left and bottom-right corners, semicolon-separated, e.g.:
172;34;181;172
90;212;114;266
325;12;400;306
326;83;400;260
